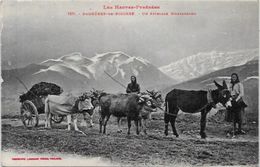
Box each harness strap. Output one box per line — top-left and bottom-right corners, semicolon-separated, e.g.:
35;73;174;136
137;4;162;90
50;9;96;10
207;89;216;108
207;89;213;103
165;100;178;117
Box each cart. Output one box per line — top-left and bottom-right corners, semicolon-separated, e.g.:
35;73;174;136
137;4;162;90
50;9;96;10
19;82;64;128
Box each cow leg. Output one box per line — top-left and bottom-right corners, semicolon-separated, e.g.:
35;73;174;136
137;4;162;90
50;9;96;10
87;109;94;128
103;115;110;134
143;119;148;135
73;115;79;131
45;110;49;128
50;114;53;127
170;116;179;137
99;115;105;134
117;117;122;133
127;117;132;135
139;118;144;134
82;112;88;127
44;100;51;129
200;110;208;139
89;114;94;127
67;115;72;131
164;114;170;136
47;113;52;128
134;119;139;135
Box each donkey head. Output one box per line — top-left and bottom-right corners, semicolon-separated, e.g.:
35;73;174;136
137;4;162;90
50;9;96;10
213;80;231;108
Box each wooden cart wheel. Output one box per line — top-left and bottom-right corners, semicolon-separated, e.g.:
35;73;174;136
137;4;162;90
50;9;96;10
20;100;39;128
51;115;64;123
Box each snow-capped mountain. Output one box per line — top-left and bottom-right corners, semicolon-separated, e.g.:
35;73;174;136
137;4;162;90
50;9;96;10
2;51;174;94
159;49;258;82
36;51;172;84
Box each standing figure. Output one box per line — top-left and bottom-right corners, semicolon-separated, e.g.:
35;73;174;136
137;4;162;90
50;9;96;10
126;76;140;94
229;73;247;135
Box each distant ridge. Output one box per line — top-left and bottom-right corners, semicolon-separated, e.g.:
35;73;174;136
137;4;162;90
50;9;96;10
160;48;258;82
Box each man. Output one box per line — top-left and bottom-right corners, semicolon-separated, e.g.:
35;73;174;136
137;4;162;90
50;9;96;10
126;76;140;94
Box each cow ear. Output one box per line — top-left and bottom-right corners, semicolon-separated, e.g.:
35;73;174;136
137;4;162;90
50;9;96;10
156;94;161;99
222;80;228;89
214;80;222;89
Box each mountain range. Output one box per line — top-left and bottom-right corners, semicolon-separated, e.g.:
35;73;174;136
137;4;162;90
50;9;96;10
159;48;258;82
2;51;174;96
2;49;258;96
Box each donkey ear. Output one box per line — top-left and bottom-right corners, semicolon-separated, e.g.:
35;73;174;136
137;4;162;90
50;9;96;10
222;80;228;89
214;80;223;89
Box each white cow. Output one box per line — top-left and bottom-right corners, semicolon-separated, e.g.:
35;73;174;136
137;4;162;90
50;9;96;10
44;94;94;134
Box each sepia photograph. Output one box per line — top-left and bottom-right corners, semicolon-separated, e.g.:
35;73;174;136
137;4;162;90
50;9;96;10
1;0;259;166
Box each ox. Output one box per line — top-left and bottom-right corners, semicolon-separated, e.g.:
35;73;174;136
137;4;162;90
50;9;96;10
44;94;94;133
99;93;160;135
164;80;232;139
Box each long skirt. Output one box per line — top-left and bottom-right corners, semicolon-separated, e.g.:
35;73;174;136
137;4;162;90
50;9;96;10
230;106;247;125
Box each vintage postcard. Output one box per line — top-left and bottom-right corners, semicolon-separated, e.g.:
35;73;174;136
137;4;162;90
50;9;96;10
1;0;258;166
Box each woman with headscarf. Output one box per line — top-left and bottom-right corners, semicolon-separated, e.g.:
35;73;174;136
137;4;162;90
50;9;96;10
229;73;247;135
126;76;140;94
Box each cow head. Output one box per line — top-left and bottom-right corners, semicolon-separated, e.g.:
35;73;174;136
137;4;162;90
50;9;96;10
78;94;94;112
213;80;232;108
145;90;164;108
89;89;105;106
138;94;157;111
138;90;164;112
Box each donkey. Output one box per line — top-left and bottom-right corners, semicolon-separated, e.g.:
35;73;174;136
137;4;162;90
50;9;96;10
164;80;232;139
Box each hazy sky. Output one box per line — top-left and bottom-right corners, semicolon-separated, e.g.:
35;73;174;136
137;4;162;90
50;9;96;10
2;0;258;69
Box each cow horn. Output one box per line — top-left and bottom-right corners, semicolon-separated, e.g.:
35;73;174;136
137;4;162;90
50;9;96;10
141;94;151;100
138;96;145;103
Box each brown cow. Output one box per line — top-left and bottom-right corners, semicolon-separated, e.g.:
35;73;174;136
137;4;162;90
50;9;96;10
99;93;160;135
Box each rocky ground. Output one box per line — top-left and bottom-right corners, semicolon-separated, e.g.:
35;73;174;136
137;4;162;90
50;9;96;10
1;111;258;166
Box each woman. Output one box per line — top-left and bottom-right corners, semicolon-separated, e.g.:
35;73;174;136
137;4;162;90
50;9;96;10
229;73;247;135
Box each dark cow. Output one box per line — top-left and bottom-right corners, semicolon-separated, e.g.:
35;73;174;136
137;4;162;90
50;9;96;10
164;80;231;139
116;92;162;134
99;93;159;135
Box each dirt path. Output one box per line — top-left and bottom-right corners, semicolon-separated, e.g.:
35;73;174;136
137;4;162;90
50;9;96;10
2;115;259;166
